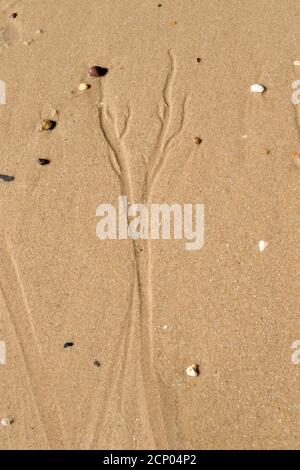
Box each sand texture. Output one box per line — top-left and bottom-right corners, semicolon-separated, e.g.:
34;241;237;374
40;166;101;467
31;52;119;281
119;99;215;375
0;0;300;450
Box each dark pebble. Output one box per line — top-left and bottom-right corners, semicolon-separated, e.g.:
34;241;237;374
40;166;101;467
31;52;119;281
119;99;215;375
158;3;162;6
38;158;50;166
197;57;201;63
88;66;108;78
9;13;17;19
93;359;101;368
64;342;74;349
0;174;15;182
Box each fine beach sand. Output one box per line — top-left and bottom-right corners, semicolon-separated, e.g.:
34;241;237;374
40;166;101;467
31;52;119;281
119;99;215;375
0;0;300;450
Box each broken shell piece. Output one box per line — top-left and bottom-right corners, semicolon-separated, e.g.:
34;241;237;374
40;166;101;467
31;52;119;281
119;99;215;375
1;417;14;426
291;151;300;167
88;66;108;78
40;119;56;131
259;240;268;252
250;83;266;93
293;60;300;66
186;364;200;377
78;82;89;91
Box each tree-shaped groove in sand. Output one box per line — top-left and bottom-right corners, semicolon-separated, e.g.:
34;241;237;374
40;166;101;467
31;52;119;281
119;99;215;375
96;51;188;448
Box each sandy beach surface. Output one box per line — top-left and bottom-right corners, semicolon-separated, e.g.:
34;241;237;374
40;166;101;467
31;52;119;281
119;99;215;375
0;0;300;450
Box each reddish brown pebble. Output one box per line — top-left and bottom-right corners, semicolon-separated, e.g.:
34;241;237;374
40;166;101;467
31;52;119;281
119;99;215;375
194;137;202;145
9;13;17;19
197;57;201;63
93;359;101;367
88;66;108;78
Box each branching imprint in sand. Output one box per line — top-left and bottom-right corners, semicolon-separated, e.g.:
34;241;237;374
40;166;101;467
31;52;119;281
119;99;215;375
95;51;189;448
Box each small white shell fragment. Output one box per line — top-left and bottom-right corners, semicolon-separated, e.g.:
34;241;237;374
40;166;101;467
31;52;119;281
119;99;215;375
293;60;300;66
259;240;268;252
250;83;266;93
1;417;13;426
186;364;200;377
0;340;6;364
78;83;89;91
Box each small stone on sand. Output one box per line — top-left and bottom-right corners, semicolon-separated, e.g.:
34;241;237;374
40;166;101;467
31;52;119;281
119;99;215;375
37;158;50;166
0;174;14;182
93;359;101;367
40;119;56;131
258;240;268;252
194;137;202;145
1;417;14;426
186;364;200;377
293;60;300;66
78;83;89;91
9;13;17;19
64;342;74;349
88;66;108;78
250;83;266;93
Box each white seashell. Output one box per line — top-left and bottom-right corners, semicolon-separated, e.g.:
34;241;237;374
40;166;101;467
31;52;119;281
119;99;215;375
186;364;200;377
1;417;13;426
259;240;268;252
250;83;266;93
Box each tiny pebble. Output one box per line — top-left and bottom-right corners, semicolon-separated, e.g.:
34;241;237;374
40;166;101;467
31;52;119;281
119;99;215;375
93;359;101;367
40;119;56;131
88;66;108;78
293;60;300;66
196;57;201;63
194;137;202;145
78;82;89;91
64;342;74;349
250;83;266;93
37;158;50;166
35;29;43;34
186;364;200;377
0;174;14;182
9;13;17;19
258;240;268;252
1;417;14;426
291;151;300;167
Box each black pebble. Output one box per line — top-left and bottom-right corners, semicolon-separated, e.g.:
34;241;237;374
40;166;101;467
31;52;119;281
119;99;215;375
93;359;101;368
38;158;50;166
197;57;201;63
0;174;15;182
64;342;74;349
